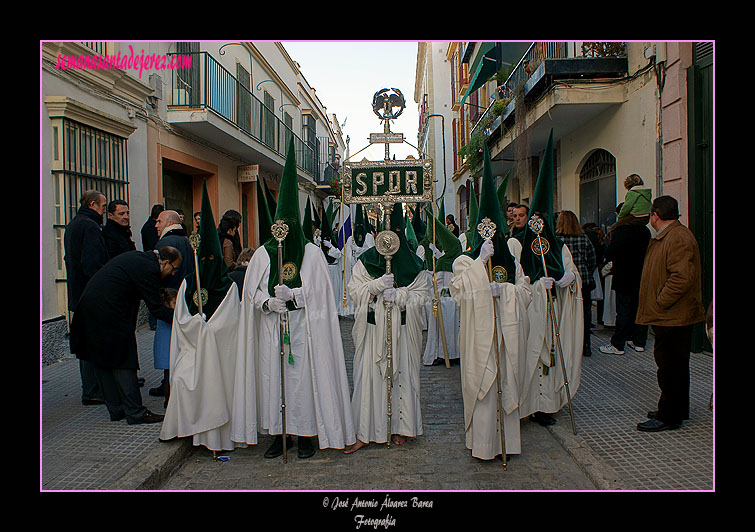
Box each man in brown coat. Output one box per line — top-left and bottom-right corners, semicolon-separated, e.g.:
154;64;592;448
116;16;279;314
635;196;705;432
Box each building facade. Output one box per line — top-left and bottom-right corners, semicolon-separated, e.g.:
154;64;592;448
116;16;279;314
41;41;346;349
429;40;713;351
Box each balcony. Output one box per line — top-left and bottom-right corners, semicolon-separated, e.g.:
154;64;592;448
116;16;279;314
166;51;317;180
465;42;629;171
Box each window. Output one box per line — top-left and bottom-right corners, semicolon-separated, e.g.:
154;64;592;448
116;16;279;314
263;91;276;149
51;118;130;302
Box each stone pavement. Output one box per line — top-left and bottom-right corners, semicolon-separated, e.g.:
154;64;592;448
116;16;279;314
40;312;714;492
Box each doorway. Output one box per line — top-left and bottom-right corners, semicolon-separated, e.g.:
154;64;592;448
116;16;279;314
162;167;194;232
579;149;617;234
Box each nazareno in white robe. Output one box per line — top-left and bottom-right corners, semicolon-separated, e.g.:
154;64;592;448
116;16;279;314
159;280;251;452
422;269;461;365
450;254;531;460
507;238;583;419
348;259;431;444
235;243;355;450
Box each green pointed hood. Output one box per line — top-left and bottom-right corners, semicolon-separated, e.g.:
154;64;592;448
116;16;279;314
263;141;307;296
463;181;479;249
463;143;517;284
319;198;337;264
438;197;446;224
405;209;418;252
424;206;462;273
359;203;425;287
184;180;234;317
411;203;426;242
518;129;564;282
353;203;367;247
256;179;273;246
496;170;511;236
302;196;314;243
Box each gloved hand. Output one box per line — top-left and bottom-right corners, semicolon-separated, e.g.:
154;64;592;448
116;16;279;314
489;282;500;297
555;271;576;288
380;273;395;290
323;239;332;249
541;277;555;289
275;284;294;302
479;239;494;264
601;261;613;277
266;297;287;314
383;287;396;302
314;235;322;246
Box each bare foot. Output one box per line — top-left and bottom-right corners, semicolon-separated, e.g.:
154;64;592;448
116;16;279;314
344;439;369;454
391;434;407;446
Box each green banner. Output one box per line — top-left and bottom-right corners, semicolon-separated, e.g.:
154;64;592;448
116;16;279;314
343;158;433;204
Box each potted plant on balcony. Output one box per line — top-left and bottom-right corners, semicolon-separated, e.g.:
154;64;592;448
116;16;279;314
329;173;342;198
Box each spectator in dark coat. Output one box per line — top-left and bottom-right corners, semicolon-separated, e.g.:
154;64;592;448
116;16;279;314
102;199;136;260
599;205;651;356
141;204;164;330
64;189;109;405
154;210;194;291
149;210;195;399
140;204;164;252
70;247;182;425
228;247;255;300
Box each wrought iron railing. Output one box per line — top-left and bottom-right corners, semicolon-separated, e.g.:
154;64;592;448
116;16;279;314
167;51;317;178
469;41;627;138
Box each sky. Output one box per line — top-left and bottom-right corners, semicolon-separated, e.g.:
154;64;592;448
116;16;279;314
280;41;422;162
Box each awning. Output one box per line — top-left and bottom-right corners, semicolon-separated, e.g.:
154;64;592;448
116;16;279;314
460;42;497;106
460;42;533;107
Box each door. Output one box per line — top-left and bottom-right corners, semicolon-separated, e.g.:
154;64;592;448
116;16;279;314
579;149;617;234
162;168;194;232
688;42;713;353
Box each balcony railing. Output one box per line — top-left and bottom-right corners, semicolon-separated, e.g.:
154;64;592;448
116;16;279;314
167;51;317;178
469;42;628;138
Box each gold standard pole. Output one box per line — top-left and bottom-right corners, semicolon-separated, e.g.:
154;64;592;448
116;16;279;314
527;214;577;435
271;219;290;461
430;178;451;368
476;217;507;469
189;231;203;317
375;201;401;447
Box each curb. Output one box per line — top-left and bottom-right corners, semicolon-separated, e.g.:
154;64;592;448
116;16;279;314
108;437;194;490
547;411;627;490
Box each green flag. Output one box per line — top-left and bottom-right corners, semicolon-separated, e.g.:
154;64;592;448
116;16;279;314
184;180;234;318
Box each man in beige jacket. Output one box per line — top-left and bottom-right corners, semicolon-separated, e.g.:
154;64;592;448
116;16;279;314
635;196;705;432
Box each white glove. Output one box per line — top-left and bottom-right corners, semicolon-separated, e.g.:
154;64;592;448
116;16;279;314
275;284;294;302
323;239;332;249
479;239;494;264
266;297;287;314
380;273;395;290
601;262;613;277
314;235;322;246
489;282;500;298
555;271;576;288
541;277;555;290
383;287;396;302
